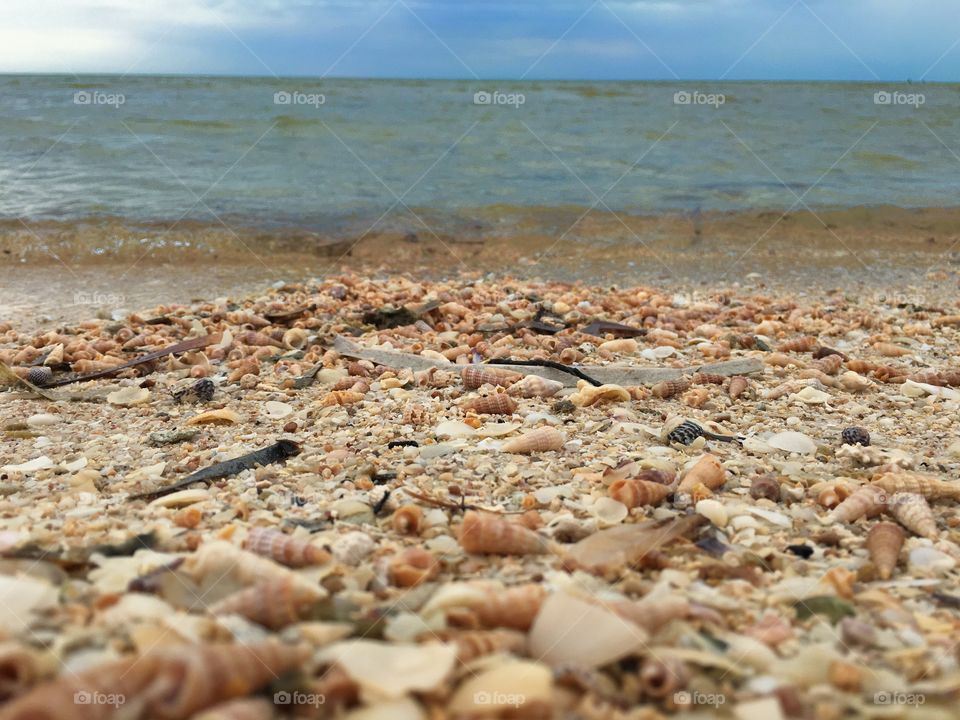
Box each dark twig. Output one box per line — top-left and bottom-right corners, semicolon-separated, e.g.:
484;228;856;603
486;358;602;386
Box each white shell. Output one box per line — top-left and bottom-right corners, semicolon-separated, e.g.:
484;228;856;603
263;401;294;418
320;640;456;699
791;386;831;404
591;497;628;526
107;386;151;406
766;431;817;455
696;499;728;527
1;456;54;473
434;420;477;439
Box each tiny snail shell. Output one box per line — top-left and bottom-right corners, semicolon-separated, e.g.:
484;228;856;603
676;454;725;496
389;546;440;587
639;656;689;699
728;375;749;399
651;379;690;399
777;335;818;353
501;427;565;454
392;504;424;535
691;372;726;385
609;478;672;508
458;511;548;555
506;374;564;398
460;392;518;415
282;327;308;350
211;576;322;629
461;365;521;389
867;521;904;580
243;527;330;567
429;629;527;664
886;492;938;539
841;427;870;447
749;475;781;502
468;583;547;631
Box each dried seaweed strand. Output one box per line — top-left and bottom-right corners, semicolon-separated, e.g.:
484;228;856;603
486;358;603;387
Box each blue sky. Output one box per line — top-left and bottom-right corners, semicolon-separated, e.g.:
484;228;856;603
1;0;957;80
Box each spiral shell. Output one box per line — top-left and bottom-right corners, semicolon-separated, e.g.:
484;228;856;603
431;629;527;664
867;521;905;580
402;403;431;426
1;642;306;720
458;511;548;555
906;369;960;386
728;375;749;399
319;389;365;407
639;656;689;699
568;380;631;407
181;540;309;589
464;584;547;631
26;366;52;387
810;353;843;375
211;575;322;629
887;492;938;539
609;478;672;508
690;372;725;385
461;365;521;389
651;379;690;399
460;392;518;415
676;454;725;496
281;327;308;350
392;504;424;535
873;342;911;357
389;546;440;587
778;336;818;353
825;485;886;524
506;374;564;398
749;475;781;502
193;698;275;720
243;528;330;567
873;472;960;501
501;427;565;454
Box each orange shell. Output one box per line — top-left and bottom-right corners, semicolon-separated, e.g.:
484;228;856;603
777;336;818;353
676;454;725;495
243;528;330;567
866;521;904;580
465;583;547;631
460;392;518;415
501;427;565;454
691;372;726;385
609;478;672;508
461;365;521;389
809;354;843;375
827;485;887;524
392;504;424;535
211;576;322;629
506;375;564;398
458;511;548;555
651;379;690;399
389;546;440;587
887;492;938;539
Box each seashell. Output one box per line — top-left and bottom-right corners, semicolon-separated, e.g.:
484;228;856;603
598;338;638;354
2;641;306;720
331;531;375;566
825;485;887;524
211;575;322;629
838;370;873;392
186;408;241;425
873;471;960;501
243;527;330;567
460;392;518;415
841;427;870;446
750;475;781;502
639;656;689;699
763;381;804;400
867;521;905;580
568;380;630;406
651;379;689;398
728;375;749;399
461;365;521;389
676;454;725;496
402;403;430;426
193;697;275;720
681;387;710;408
816;483;851;510
778;335;818;353
873;342;911;357
609;478;672;508
430;629;527;664
764;352;806;368
886;492;938;539
695;498;728;526
0;641;53;702
389;546;440;587
282;327;308;350
449;660;552;714
26;366;52;387
809;353;843;375
792;386;831;404
149;488;209;508
460;584;547;631
180;540;311;590
767;431;817;455
689;482;714;503
813;345;848;361
691;372;726;385
319;390;365;407
392;504;424;535
501;426;565;454
173;506;203;529
906;369;960;387
458;511;548;555
107;385;151;406
507;374;564;398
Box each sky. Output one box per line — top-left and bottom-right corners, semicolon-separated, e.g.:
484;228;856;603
0;0;957;81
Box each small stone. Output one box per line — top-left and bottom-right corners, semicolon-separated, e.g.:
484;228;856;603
148;429;199;446
841;427;870;446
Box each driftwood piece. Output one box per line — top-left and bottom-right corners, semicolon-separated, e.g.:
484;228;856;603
333;336;763;387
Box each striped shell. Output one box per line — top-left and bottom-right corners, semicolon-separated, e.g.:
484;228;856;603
873;342;911;357
809;354;843;375
873;472;960;501
608;478;672;508
430;629;527;664
460;392;518;415
651;379;690;399
867;521;905;580
211;576;322;629
728;375;749;399
281;328;308;350
181;540;308;589
243;528;330;567
887;492;938;539
676;454;725;496
464;584;547;631
461;365;521;389
389;546;440;587
691;372;726;385
506;374;564;398
906;369;960;387
1;642;306;720
825;485;887;524
392;504;424;535
193;698;276;720
778;335;818;353
458;511;548;555
501;427;565;454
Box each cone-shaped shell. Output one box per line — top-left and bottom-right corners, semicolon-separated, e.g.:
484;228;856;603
458;511;548;555
728;376;749;399
651;379;690;399
887;492;938;539
873;472;960;501
211;576;322;629
826;485;887;524
501;427;565;454
470;584;547;631
778;335;818;353
810;354;843;375
867;521;905;580
243;527;330;567
506;374;564;398
431;629;528;664
1;642;306;720
461;365;521;389
609;478;672;508
906;369;960;387
460;392;518;415
691;372;726;385
676;454;725;495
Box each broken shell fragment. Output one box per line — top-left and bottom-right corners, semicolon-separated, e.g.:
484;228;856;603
107;386;151;406
186;408;241;425
568;380;630;407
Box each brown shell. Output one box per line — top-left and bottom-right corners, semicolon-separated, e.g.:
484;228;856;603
192;697;276;720
461;365;521;389
319;389;365;407
460;583;547;631
778;335;818;353
458;511;548;555
639;656;690;699
728;375;749;399
501;427;565;454
211;576;322;629
0;642;51;702
691;372;726;385
460;392;518;415
392;504;424;535
867;521;905;580
887;492;938;539
243;528;330;567
651;379;690;399
676;454;725;495
826;485;887;524
749;475;781;502
609;478;672;508
506;374;564;398
1;642;306;720
809;353;843;375
430;629;527;663
906;369;960;387
389;546;440;587
873;472;960;501
873;342;911;357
